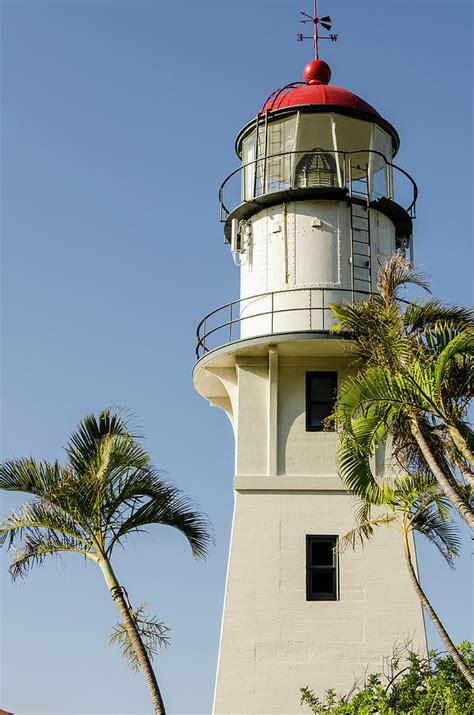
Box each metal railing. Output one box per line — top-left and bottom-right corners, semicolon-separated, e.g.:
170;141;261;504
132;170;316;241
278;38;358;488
196;287;372;359
219;149;417;223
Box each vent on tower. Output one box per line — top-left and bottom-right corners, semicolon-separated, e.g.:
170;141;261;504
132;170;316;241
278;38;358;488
295;148;337;188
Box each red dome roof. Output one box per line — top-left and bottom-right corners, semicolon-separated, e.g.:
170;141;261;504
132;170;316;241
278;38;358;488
261;82;379;116
260;60;379;116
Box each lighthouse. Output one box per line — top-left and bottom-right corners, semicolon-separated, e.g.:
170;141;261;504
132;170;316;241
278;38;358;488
193;15;426;713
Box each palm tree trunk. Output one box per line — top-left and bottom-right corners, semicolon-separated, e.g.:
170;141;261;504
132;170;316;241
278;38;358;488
98;557;166;715
403;532;474;687
452;456;474;490
448;425;474;481
410;417;474;530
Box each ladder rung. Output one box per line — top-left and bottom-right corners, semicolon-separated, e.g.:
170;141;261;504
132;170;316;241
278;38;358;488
354;271;371;280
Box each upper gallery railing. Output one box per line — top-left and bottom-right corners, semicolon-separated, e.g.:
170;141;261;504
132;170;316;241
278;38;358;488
219;149;417;223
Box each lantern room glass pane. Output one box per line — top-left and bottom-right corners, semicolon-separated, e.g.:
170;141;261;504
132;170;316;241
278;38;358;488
242;132;256;201
265;116;297;193
369;125;392;201
294;114;339;188
332;115;373;155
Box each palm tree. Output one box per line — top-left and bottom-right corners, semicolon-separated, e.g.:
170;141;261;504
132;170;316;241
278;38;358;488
339;473;474;686
0;409;212;715
331;254;474;529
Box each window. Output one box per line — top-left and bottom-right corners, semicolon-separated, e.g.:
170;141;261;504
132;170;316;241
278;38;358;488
306;535;338;601
306;371;337;432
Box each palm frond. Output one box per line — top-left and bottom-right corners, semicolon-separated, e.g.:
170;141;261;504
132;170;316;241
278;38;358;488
389;474;461;565
8;529;94;580
338;440;387;503
65;408;149;480
434;328;474;394
376;254;431;305
413;507;460;566
329;300;375;335
409;492;461;566
338;513;396;553
0;458;61;497
104;468;213;560
0;499;95;552
404;301;473;335
109;604;170;672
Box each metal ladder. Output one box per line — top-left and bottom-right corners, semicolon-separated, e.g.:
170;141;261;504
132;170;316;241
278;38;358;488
349;159;372;293
254;114;268;197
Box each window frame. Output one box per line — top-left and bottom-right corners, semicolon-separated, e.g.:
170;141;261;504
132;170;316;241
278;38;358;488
306;535;339;602
305;371;337;432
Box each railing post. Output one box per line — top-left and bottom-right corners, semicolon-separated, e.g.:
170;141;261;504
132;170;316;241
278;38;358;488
271;292;274;334
203;318;207;354
229;302;233;343
322;289;325;331
366;162;370;206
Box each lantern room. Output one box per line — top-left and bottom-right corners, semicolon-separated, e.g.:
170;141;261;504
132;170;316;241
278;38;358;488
239;60;396;204
219;59;416;249
197;58;418;357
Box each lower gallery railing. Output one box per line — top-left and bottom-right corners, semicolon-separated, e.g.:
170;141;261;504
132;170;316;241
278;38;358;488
196;287;371;359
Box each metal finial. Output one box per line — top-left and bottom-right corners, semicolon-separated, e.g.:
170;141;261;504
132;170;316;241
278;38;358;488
297;0;338;59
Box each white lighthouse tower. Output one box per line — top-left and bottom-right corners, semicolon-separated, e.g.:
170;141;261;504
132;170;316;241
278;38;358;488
193;16;426;713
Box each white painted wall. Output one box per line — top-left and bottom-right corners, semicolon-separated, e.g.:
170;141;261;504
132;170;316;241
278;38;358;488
212;349;426;714
215;490;425;715
238;202;395;339
208;111;412;713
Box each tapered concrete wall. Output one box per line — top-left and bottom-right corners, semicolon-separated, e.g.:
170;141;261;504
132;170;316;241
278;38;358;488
212;350;426;714
215;490;425;714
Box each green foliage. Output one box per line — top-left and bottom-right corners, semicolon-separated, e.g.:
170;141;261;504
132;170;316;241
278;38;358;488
330;254;474;512
0;408;213;579
109;602;170;672
301;643;474;714
0;407;213;689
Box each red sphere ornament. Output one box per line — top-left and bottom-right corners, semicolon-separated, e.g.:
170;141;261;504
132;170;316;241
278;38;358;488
303;59;331;85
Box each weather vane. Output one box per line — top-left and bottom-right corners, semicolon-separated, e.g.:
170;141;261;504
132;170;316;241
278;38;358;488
297;0;338;59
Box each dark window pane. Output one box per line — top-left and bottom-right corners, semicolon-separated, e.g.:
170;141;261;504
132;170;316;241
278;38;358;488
309;403;333;429
310;375;336;402
311;569;334;595
307;536;338;600
311;540;334;566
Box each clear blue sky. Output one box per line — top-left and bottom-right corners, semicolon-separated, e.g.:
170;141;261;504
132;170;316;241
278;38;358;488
1;1;472;713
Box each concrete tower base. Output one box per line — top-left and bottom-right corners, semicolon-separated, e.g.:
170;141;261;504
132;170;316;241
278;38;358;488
194;338;426;715
214;488;425;714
